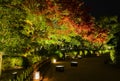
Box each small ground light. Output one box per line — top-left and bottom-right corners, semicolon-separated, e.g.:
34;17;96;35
12;72;17;79
33;71;40;81
56;65;64;72
71;61;78;66
52;58;57;63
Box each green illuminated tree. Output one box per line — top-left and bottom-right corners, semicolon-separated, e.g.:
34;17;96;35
0;0;110;57
0;0;27;54
96;16;120;64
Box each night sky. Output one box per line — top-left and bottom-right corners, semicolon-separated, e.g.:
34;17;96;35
84;0;120;17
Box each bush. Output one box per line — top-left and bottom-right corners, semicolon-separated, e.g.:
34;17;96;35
27;55;41;64
2;55;42;70
2;56;23;71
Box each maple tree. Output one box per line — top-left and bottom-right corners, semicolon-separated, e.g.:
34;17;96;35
55;0;108;45
2;0;120;77
0;0;110;56
22;0;119;62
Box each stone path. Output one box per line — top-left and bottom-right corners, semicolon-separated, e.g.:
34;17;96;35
43;56;120;81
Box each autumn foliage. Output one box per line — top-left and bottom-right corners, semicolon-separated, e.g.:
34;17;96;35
22;0;108;45
44;0;108;44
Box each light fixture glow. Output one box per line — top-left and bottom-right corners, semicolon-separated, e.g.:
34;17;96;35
52;58;57;63
34;71;40;80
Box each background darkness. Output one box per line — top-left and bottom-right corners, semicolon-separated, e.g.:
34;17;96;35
84;0;120;17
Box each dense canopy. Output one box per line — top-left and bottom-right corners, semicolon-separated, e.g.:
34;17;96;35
0;0;119;60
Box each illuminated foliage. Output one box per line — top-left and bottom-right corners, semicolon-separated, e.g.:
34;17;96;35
0;0;112;55
0;0;27;53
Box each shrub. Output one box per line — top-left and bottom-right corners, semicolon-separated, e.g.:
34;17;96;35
2;55;42;70
27;55;41;64
2;56;23;71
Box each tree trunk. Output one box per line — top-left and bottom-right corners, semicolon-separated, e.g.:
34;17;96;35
62;52;65;60
82;50;85;57
0;52;3;76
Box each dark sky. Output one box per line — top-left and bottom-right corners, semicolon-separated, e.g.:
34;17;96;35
84;0;120;17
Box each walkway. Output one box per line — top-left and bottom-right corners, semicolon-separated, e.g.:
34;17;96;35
43;56;120;81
